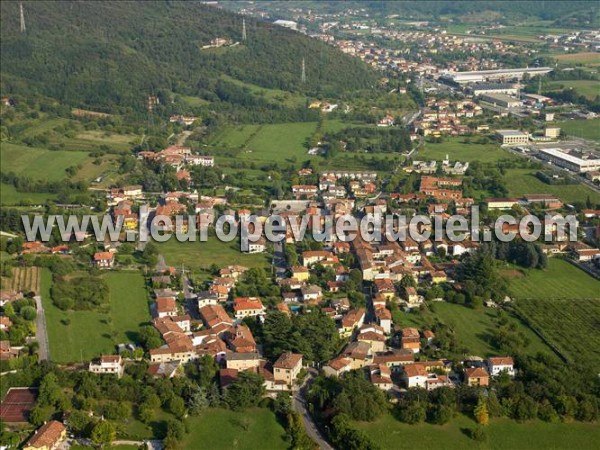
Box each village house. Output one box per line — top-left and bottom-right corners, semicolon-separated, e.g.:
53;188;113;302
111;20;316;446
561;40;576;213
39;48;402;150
23;420;67;450
89;355;125;378
464;366;490;386
322;356;354;377
400;327;421;353
233;297;266;320
339;308;366;337
301;284;323;303
291;266;310;281
0;316;12;331
401;363;429;388
225;352;262;371
93;252;114;268
199;304;233;329
155;297;178;318
273;352;303;386
487;356;515;377
373;350;415;372
369;364;394;390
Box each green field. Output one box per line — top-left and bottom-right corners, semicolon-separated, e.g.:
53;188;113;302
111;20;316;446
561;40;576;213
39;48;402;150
221;75;307;108
514;297;600;370
355;413;600;450
41;270;151;363
555;118;600;141
155;236;270;274
507;258;600;300
180;408;288;450
502;168;600;204
394;301;550;357
553;52;600;66
546;80;600;101
0;183;57;206
418;138;517;164
0;142;91;181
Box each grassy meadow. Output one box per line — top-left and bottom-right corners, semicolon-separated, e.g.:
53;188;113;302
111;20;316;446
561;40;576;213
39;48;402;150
354;413;600;450
42;270;151;363
556;118;600;141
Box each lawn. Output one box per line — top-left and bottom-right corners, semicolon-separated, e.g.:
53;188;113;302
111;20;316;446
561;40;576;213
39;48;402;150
180;408;288;450
506;258;600;300
546;80;600;101
555;118;600;141
354;413;600;450
0;183;57;206
155;236;270;273
42;270;151;363
417;138;518;164
394;301;550;357
502;168;600;205
0;142;90;181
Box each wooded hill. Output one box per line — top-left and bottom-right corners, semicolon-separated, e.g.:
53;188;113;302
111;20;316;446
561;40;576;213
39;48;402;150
0;1;377;115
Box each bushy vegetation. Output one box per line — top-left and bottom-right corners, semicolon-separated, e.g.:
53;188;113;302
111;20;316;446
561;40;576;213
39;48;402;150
51;274;109;311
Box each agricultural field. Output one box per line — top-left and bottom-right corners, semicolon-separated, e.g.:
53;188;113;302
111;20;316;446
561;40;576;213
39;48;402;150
41;270;151;363
394;301;550;358
155;236;270;274
502;168;600;205
514;297;600;371
180;408;288;450
553;52;600;66
506;258;600;300
418;138;518;164
555;118;600;141
354;413;600;450
545;80;599;101
221;75;308;108
0;266;41;294
0;142;91;181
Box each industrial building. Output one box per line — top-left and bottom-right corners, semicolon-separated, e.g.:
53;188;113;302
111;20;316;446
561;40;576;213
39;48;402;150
467;82;518;96
479;93;522;109
537;148;600;173
496;130;530;145
439;67;553;84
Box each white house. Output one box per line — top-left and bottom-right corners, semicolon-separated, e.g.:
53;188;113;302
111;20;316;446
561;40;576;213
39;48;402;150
89;355;125;378
487;356;515;377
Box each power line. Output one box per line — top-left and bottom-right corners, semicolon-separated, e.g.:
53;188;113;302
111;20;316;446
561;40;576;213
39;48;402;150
19;2;26;33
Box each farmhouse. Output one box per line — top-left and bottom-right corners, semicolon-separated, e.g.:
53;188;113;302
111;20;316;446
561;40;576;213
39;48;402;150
464;366;490;386
487;356;515;377
93;252;114;268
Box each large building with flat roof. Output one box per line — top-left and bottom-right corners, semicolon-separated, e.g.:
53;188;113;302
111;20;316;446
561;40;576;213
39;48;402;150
496;130;529;145
440;67;553;84
479;93;522;109
537;148;600;173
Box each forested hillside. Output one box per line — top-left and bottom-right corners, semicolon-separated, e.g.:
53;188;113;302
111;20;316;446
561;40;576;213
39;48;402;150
0;1;376;115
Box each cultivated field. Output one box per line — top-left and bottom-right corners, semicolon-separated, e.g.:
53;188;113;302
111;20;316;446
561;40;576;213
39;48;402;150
181;408;288;450
553;52;600;66
507;259;600;300
502;168;600;205
42;270;151;363
0;183;57;206
514;297;600;371
354;413;600;450
0;266;41;294
394;301;550;357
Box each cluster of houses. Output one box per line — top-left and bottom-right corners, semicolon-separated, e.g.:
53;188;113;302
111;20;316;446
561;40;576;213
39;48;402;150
138;145;214;171
293;170;378;201
412;98;483;137
404;157;470;176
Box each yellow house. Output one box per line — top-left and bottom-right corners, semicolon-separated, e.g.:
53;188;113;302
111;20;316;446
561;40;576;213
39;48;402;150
273;352;303;385
23;420;66;450
292;266;310;282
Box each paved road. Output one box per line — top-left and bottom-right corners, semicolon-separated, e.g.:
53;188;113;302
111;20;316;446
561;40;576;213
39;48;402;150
292;371;334;450
272;241;287;280
34;295;50;361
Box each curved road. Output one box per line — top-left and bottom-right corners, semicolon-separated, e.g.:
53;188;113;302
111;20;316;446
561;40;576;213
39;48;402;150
293;371;334;450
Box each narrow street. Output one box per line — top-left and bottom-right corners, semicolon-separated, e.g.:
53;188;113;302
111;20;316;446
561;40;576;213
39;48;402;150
34;295;50;361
